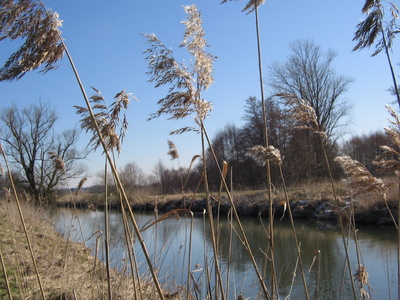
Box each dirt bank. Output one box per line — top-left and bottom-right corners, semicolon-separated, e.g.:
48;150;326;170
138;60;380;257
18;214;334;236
57;191;397;226
0;200;178;299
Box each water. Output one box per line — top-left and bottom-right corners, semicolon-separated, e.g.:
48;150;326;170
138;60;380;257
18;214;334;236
54;207;398;299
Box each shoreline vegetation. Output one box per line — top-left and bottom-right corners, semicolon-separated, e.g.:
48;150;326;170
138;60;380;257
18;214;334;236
56;181;398;226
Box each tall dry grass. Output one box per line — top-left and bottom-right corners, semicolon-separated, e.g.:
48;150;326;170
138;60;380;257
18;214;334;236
0;199;167;299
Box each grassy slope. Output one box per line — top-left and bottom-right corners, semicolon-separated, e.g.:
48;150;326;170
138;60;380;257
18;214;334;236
0;200;170;300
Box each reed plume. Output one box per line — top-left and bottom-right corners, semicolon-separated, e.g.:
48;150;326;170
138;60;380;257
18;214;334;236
246;145;282;166
335;156;387;196
75;177;87;195
354;265;370;299
372;105;400;173
144;6;227;299
246;142;311;299
279;94;358;298
220;0;266;14
277;92;327;140
0;0;64;81
48;151;65;172
374;144;400;173
167;140;179;160
75;87;135;299
353;0;399;56
353;0;400;107
143;5;215;131
74;87;134;154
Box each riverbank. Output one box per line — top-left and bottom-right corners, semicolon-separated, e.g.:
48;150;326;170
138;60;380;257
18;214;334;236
1;192;396;299
57;186;398;226
0;200;178;299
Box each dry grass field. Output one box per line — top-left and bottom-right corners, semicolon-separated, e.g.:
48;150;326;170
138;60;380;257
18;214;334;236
0;200;177;300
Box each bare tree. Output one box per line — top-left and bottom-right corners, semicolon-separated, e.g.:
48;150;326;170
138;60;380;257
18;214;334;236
340;130;391;174
119;162;145;193
269;40;352;140
152;159;167;194
0;102;86;204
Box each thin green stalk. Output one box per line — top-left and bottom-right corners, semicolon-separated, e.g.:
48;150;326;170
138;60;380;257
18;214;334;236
153;195;159;276
316;250;321;298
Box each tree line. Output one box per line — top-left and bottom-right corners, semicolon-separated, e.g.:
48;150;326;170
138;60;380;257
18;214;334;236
124;97;392;195
0;40;396;200
1;3;398;201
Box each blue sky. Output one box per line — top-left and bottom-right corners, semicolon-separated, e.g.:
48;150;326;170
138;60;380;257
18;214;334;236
1;0;398;185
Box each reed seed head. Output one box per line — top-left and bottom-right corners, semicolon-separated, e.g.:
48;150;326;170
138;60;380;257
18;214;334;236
354;265;370;299
353;0;399;56
276;93;327;139
75;177;87;195
74;87;133;154
220;0;266;14
373;105;400;174
246;145;282;166
0;1;65;81
48;151;65;171
373;145;400;174
335;155;386;196
143;4;215;133
167;140;179;160
181;5;216;91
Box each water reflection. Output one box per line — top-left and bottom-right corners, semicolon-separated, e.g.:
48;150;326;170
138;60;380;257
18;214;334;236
54;208;398;299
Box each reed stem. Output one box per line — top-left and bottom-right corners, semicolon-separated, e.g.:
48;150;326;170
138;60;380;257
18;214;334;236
201;125;226;300
203;126;272;300
103;158;112;300
52;19;166;300
254;4;277;296
278;164;310;299
0;149;45;299
319;136;358;299
0;244;13;300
